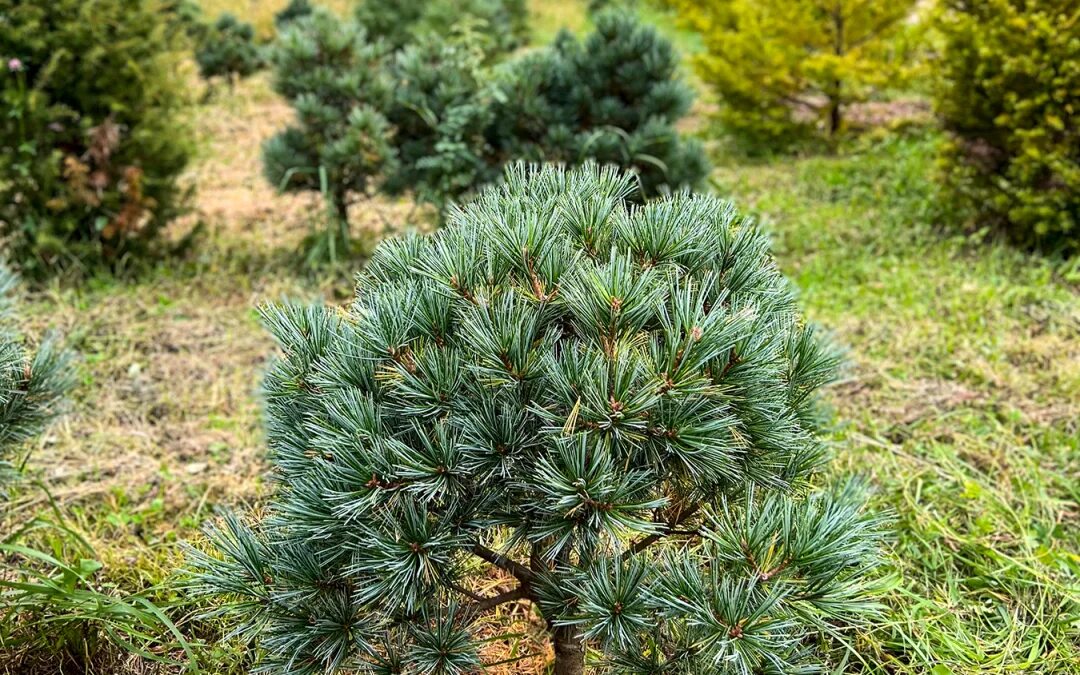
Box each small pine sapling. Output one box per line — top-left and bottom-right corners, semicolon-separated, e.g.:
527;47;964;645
274;0;314;30
196;13;264;86
188;164;886;674
490;13;708;198
262;9;397;262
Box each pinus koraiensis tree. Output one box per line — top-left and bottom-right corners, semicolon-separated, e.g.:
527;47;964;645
196;13;264;84
0;264;71;488
188;164;885;674
489;13;708;198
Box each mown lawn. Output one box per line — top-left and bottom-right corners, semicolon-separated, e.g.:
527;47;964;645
3;1;1077;673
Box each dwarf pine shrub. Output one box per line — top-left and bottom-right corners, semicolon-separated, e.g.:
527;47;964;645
355;0;529;59
934;0;1080;251
274;0;314;30
262;9;397;260
489;12;708;197
196;13;264;84
381;39;497;214
189;164;885;674
0;0;194;274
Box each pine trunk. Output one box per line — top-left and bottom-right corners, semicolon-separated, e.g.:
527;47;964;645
552;625;585;675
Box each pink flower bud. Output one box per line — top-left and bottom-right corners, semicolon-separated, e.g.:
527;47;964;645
7;58;23;72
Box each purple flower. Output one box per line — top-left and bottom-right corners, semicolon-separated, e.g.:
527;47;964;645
7;57;22;72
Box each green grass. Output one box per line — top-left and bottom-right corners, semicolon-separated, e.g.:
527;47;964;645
716;133;1080;672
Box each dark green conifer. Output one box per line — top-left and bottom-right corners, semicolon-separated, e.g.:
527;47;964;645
489;13;709;198
189;164;884;674
262;9;396;259
274;0;314;30
196;14;264;84
0;0;194;274
355;0;529;59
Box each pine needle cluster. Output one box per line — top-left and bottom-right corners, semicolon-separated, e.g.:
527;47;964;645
189;164;885;674
0;264;72;488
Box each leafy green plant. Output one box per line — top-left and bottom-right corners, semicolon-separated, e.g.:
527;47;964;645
0;511;196;671
489;12;709;197
196;13;264;84
0;0;195;275
188;164;886;674
933;0;1080;251
664;0;919;151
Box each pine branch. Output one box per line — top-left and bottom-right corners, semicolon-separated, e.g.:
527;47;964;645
445;580;486;603
624;502;702;559
471;585;530;613
471;543;533;583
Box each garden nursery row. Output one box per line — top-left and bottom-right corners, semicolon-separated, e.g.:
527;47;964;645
0;0;1077;674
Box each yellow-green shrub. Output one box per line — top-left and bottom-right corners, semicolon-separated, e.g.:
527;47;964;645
665;0;918;152
934;0;1080;251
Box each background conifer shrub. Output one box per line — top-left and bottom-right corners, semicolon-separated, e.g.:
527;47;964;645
933;0;1080;251
0;0;194;274
489;13;708;197
262;10;396;236
381;39;498;214
195;13;264;84
188;164;886;674
263;9;707;252
355;0;529;59
664;0;918;152
273;0;314;30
